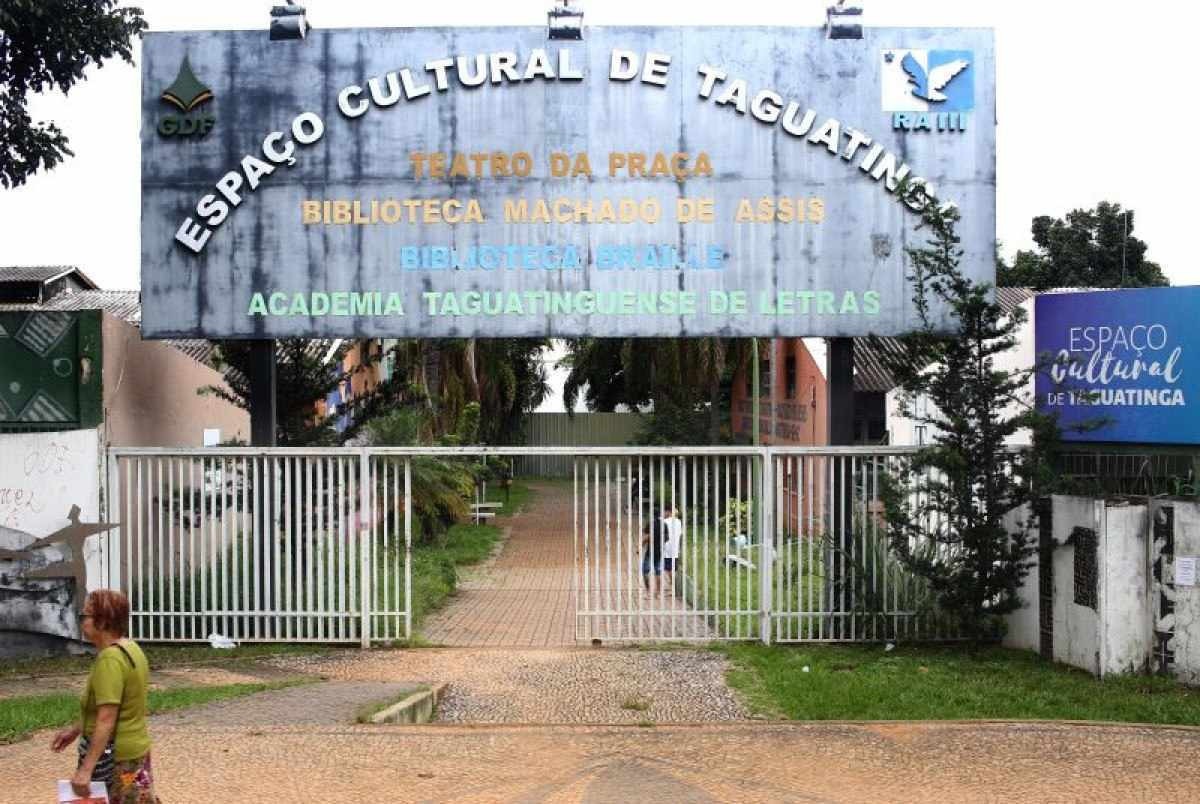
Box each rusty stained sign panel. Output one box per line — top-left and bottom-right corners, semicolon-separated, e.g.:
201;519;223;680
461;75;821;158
139;27;996;339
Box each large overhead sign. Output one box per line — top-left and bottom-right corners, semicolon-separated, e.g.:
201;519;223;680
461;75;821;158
1036;287;1200;445
140;27;996;339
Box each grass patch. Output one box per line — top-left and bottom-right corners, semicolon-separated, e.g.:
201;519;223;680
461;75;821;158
620;695;651;712
0;642;333;681
0;679;310;744
484;480;533;516
719;643;1200;725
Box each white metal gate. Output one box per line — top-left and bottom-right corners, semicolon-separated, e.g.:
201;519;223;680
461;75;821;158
573;450;764;642
103;445;952;645
107;448;411;645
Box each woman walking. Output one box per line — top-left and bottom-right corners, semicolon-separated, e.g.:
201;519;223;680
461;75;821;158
51;589;160;803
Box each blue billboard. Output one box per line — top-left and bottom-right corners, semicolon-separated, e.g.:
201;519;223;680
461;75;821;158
1035;287;1200;445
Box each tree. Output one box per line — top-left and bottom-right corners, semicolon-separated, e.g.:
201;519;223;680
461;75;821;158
200;339;388;446
998;202;1168;289
562;337;749;444
878;200;1057;642
0;1;146;188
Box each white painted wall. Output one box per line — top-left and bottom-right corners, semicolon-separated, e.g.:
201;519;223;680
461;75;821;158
1101;504;1151;675
0;428;105;642
1051;496;1102;675
1002;503;1040;653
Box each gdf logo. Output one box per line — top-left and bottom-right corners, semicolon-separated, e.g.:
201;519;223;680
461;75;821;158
158;56;215;137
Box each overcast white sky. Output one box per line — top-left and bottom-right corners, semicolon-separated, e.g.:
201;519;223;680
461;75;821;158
0;0;1195;289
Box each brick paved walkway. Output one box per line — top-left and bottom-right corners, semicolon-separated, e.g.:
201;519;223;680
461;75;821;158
422;483;712;646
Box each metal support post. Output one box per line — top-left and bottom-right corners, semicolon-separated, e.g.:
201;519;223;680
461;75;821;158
828;338;854;636
249;340;277;447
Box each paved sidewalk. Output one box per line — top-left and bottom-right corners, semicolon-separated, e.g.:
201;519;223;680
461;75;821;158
423;482;712;647
6;719;1197;802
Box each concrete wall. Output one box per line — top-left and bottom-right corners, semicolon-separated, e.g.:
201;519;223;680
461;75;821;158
1005;495;1152;678
101;313;248;447
1102;503;1151;675
1002;503;1039;653
0;428;104;648
1164;500;1200;685
1050;496;1102;675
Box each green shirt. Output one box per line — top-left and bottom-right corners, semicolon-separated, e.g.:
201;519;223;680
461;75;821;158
80;640;151;761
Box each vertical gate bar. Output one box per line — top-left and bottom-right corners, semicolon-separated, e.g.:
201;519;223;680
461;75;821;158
850;455;858;642
272;457;281;640
380;458;388;640
333;457;342;641
306;457;314;640
624;460;633;643
359;449;371;647
594;458;602;639
187;458;195;641
404;458;412;641
153;458;162;640
134;459;143;640
604;458;611;640
280;457;290;640
703;455;710;636
321;457;330;640
715;456;724;638
792;455;800;640
871;455;880;642
573;458;579;640
208;456;216;641
636;456;643;642
239;457;248;642
736;455;744;639
655;454;663;636
590;457;598;640
761;451;773;644
670;454;678;640
251;457;261;641
166;458;175;640
220;457;229;639
108;454;121;610
285;460;295;643
690;455;698;640
200;456;209;641
164;458;174;639
584;457;592;641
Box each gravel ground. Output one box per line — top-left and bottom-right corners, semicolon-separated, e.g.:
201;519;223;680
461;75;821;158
266;647;748;724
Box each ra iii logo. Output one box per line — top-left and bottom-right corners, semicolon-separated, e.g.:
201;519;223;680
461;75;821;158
158;56;215;137
881;49;973;133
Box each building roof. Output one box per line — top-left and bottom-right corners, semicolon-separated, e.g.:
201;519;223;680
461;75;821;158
0;265;97;289
0;286;217;368
854;287;1036;393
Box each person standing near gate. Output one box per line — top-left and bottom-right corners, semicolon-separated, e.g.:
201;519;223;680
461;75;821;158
641;506;667;597
663;506;683;598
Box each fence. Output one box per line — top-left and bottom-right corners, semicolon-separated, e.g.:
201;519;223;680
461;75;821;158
104;445;957;645
518;412;641;477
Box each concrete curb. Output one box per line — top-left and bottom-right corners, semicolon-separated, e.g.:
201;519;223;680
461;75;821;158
369;683;449;724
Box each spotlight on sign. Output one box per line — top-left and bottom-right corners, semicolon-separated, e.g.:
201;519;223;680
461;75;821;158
548;0;584;41
826;2;863;40
269;4;309;41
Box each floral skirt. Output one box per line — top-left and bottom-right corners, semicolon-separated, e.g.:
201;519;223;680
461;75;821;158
107;753;160;804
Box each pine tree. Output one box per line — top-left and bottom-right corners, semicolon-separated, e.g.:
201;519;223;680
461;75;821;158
878;201;1057;642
